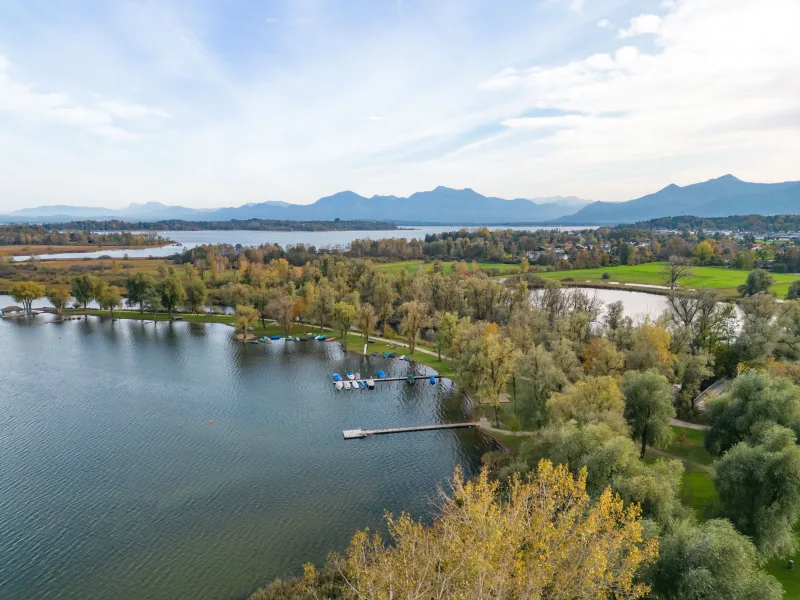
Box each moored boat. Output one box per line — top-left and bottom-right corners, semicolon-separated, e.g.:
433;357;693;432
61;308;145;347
358;381;366;389
344;381;351;390
366;379;375;389
407;374;415;384
377;370;386;379
346;372;355;380
335;381;344;390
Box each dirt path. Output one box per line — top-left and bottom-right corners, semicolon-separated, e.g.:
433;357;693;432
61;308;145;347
671;418;710;431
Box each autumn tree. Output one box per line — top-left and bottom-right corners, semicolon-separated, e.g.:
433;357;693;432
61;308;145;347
547;376;628;435
183;279;208;315
313;278;336;330
9;281;45;315
340;462;657;600
268;292;297;336
433;310;459;360
333;301;357;350
234;305;260;342
399;300;429;354
580;338;625;377
621;369;675;459
357;302;378;342
96;284;123;319
46;287;71;317
372;273;397;334
517;344;568;427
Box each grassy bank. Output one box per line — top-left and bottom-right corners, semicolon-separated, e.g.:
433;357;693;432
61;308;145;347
0;243;166;257
536;262;800;299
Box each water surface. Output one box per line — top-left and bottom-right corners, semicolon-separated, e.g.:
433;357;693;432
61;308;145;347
0;304;492;600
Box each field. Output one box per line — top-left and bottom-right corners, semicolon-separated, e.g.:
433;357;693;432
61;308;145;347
375;260;520;275
536;262;800;298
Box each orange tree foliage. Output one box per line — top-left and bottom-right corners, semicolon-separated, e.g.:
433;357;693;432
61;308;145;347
323;461;657;600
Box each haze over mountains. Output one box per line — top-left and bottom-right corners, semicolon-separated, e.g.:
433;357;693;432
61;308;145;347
2;176;798;226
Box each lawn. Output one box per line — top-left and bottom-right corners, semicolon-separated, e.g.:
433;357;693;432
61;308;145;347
679;466;718;520
536;262;800;298
766;527;800;598
375;260;520;276
663;426;714;466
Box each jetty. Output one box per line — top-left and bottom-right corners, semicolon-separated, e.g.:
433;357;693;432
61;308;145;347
333;374;445;386
343;422;475;439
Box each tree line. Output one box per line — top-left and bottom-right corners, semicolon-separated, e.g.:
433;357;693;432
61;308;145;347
0;225;167;248
38;218;398;232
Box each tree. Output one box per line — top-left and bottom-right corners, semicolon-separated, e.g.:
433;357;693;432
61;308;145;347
675;351;714;416
735;292;780;364
789;280;800;300
71;274;97;310
693;240;715;264
333;301;357;350
737;268;774;296
547;376;628;435
156;276;186;320
268;292;297;336
516;344;568;427
357;302;378;342
126;272;156;312
661;256;694;289
713;425;800;559
647;519;783;600
46;287;70;317
371;273;397;334
234;305;260;342
313;279;336;330
341;463;657;600
626;321;676;378
621;369;675;459
183;279;208;314
580;338;625;377
433;311;459;360
96;284;122;319
9;281;45;315
399;300;429;354
142;287;163;320
705;371;800;455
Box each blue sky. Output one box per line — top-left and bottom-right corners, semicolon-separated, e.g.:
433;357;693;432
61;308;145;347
0;0;798;208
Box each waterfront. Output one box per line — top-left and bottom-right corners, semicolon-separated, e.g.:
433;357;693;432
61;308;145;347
0;308;493;600
12;225;594;261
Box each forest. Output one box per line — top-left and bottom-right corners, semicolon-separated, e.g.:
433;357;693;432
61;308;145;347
36;218;398;232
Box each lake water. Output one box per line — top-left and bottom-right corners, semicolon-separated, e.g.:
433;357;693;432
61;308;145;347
0;300;493;600
14;225;594;261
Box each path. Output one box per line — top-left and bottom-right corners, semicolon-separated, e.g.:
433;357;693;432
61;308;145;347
646;447;712;472
671;418;710;431
477;417;535;437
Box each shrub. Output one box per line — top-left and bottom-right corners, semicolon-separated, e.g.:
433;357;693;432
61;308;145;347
602;272;611;280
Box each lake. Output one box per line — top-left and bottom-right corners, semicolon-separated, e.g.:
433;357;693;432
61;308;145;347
0;301;494;600
13;225;594;261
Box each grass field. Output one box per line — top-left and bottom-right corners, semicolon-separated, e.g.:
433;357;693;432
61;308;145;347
375;260;520;275
662;426;713;466
536;262;800;298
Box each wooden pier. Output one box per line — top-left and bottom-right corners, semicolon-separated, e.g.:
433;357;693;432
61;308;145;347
334;375;446;386
343;422;475;439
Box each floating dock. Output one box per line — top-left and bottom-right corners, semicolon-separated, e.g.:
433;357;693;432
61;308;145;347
343;422;475;439
334;375;445;386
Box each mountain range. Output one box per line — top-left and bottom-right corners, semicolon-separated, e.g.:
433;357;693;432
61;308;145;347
0;189;590;224
2;175;798;225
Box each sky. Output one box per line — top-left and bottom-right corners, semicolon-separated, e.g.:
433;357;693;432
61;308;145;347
0;0;798;209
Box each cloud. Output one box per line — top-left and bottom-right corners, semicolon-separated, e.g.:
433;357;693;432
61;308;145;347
618;13;662;38
597;19;611;28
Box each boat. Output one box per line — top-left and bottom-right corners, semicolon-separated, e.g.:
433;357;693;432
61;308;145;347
344;381;351;390
389;352;396;358
404;357;412;362
311;333;318;339
407;374;415;384
317;335;327;341
346;372;355;380
366;379;375;389
429;375;436;384
298;337;308;341
285;336;293;341
358;381;367;389
371;351;380;357
335;381;344;390
399;355;405;360
325;337;337;342
269;335;281;340
333;373;342;382
355;372;361;380
294;336;301;341
377;370;386;379
383;352;392;359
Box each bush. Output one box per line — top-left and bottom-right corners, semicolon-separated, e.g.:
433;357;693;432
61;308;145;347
602;272;611;280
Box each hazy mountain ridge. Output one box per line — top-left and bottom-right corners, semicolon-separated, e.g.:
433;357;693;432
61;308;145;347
0;188;591;224
560;175;800;224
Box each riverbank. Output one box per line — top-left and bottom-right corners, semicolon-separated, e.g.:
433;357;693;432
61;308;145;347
0;243;171;257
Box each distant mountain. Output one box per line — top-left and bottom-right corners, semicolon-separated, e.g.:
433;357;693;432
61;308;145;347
560;175;800;224
0;188;591;225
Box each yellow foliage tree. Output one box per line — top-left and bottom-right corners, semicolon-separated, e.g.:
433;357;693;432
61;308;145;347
547;376;628;434
339;461;657;599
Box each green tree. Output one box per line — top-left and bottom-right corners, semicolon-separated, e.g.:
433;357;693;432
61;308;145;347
372;273;397;334
183;279;208;314
547;376;628;435
433;311;459;360
71;274;97;311
788;280;800;300
399;300;429;354
142;287;163;320
234;305;260;342
647;519;783;600
9;281;45;315
713;425;800;559
333;301;357;350
737;268;774;296
705;371;800;455
156;276;186;320
357;302;378;342
46;287;71;317
313;278;336;330
125;272;156;312
517;344;568;427
621;369;675;459
96;285;122;319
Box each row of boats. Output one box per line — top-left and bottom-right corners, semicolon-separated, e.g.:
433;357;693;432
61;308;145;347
333;372;375;390
252;333;338;344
